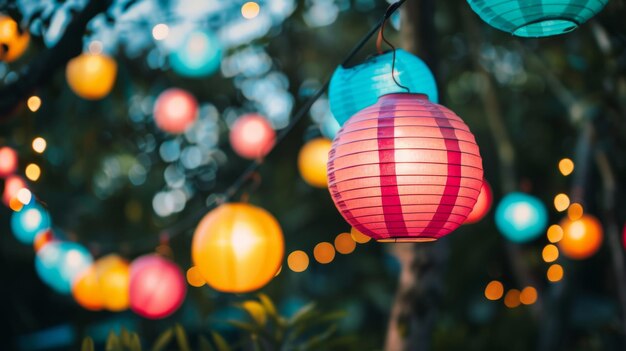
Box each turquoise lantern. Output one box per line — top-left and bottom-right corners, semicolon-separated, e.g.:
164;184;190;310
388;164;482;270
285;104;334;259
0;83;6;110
35;241;93;294
467;0;608;37
11;201;51;244
495;193;548;243
170;29;222;78
328;49;438;126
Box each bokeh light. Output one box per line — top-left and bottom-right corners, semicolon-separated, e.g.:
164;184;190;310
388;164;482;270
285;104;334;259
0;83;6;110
559;158;574;176
25;163;41;181
504;289;521;308
35;241;93;295
0;146;18;178
66;53;117;100
0;15;30;62
547;224;564;243
553;193;570;212
27;96;41;112
334;233;356;254
350;227;371;244
547;264;564;282
32;137;47;153
3;175;26;206
11;200;50;244
520;287;538;305
484;280;504;301
72;266;104;311
495;192;548;243
542;244;559;263
288;250;309;272
242;2;261;19
567;203;584;220
186;266;206;287
169;29;222;78
229;113;276;159
33;229;55;252
16;187;32;204
465;180;493;224
559;214;603;260
94;255;131;311
152;23;169;41
313;242;335;264
298;137;331;188
153;88;198;134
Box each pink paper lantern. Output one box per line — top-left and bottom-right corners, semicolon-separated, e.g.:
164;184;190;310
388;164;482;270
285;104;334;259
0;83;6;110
153;88;198;134
0;146;18;178
327;93;484;242
129;254;186;319
464;179;493;224
229;113;276;159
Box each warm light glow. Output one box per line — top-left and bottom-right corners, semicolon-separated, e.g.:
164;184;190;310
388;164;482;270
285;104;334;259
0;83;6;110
152;23;169;40
66;53;117;100
130;255;186;319
558;158;574;176
547;264;563;282
484;280;504;301
229;114;276;160
33;230;54;252
567;203;584;220
520;287;538;305
547;224;564;243
0;146;18;178
36;242;92;295
313;242;335;264
32;137;47;153
542;244;559;263
241;2;261;19
16;187;31;204
27;95;41;112
465;180;493;224
186;266;206;287
25;163;41;181
88;41;103;55
287;250;309;272
299;138;332;188
0;15;30;62
9;197;23;212
95;255;130;311
350;227;372;244
334;233;356;254
72;266;104;311
553;193;570;212
504;289;521;308
3;175;25;206
559;215;603;260
153;88;198;134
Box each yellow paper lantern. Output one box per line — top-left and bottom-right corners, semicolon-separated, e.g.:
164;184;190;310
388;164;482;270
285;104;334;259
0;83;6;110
0;15;29;62
72;266;104;311
298;138;332;188
66;53;117;100
192;203;284;293
95;255;130;311
559;214;603;260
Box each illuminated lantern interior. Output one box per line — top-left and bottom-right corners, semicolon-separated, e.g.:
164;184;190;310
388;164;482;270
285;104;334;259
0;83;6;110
129;255;187;319
0;146;18;177
495;192;548;243
559;214;603;260
464;180;493;224
11;201;51;244
298;138;332;188
229;113;276;160
0;15;30;62
66;53;118;100
192;203;284;293
35;241;93;294
153;88;198;134
95;255;130;311
169;29;222;78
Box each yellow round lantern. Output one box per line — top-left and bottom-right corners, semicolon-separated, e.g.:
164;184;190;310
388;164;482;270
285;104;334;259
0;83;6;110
72;266;104;311
95;255;130;311
0;15;29;62
66;53;117;100
192;203;284;293
298;138;332;188
559;214;603;260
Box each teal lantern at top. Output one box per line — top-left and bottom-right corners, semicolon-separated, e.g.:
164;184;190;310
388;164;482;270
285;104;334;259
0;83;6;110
170;29;222;78
35;241;93;294
11;201;51;244
467;0;608;37
328;49;438;126
495;192;548;243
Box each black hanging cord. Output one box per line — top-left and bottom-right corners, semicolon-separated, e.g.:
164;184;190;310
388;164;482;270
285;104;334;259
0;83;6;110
376;2;411;93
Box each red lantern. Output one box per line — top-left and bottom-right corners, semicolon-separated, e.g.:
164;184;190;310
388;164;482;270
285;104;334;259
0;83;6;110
129;254;186;319
0;146;18;178
464;179;492;224
327;93;483;242
153;88;198;134
229;113;276;160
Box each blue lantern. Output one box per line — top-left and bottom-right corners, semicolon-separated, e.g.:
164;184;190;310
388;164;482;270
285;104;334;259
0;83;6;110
467;0;608;37
320;113;341;140
35;241;93;294
11;201;51;244
328;49;438;126
170;29;222;78
495;192;548;243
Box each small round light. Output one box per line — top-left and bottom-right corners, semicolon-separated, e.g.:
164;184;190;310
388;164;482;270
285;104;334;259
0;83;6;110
542;244;559;263
11;201;50;244
298;138;332;188
25;163;41;181
350;227;371;244
16;187;31;204
153;88;198;134
553;193;570;212
559;158;574;176
334;233;356;254
287;250;309;272
0;146;18;178
547;264;563;282
484;280;504;301
313;242;335;264
567;203;584;221
504;289;521;308
152;23;169;41
241;2;261;19
495;193;548;243
520;287;537;305
27;96;41;112
186;266;206;287
229;114;276;160
547;224;564;243
66;52;117;100
32;137;47;153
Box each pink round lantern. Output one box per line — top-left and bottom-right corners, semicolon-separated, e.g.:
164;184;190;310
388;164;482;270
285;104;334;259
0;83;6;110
129;254;186;319
153;88;198;134
229;113;276;160
464;179;493;224
0;146;18;178
327;93;483;242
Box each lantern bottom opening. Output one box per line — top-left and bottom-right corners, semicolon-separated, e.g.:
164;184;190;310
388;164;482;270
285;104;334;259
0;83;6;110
513;18;578;37
377;237;438;243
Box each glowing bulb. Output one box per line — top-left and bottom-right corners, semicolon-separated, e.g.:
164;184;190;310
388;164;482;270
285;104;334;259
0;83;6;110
542;244;559;263
313;242;335;264
152;23;169;40
484;280;504;301
242;2;261;19
547;224;564;243
16;188;32;204
25;163;41;181
186;266;205;287
567;203;584;220
554;193;570;212
504;289;521;308
27;96;41;112
334;233;356;254
520;287;537;305
547;264;563;282
558;158;574;176
32;137;47;153
287;250;309;272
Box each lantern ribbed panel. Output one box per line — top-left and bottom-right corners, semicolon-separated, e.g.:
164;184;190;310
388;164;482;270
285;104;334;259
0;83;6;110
329;49;438;126
467;0;608;37
327;93;483;242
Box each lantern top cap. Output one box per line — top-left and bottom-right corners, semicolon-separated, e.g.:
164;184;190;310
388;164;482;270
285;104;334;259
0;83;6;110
378;92;429;101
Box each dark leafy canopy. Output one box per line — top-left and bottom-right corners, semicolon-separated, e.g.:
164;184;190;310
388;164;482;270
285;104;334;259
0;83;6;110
1;0;626;350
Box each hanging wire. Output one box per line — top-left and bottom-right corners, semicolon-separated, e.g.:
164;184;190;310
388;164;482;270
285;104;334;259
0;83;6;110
376;2;411;93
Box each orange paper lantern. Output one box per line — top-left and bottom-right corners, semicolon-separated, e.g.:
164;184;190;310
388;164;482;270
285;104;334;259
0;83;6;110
229;114;276;159
192;203;284;293
96;255;130;311
66;53;117;100
559;214;603;260
0;15;30;62
298;138;332;188
464;180;493;224
72;266;104;311
153;88;198;134
327;93;483;242
0;146;18;177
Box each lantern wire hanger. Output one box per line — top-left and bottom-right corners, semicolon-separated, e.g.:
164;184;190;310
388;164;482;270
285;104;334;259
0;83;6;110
376;3;411;93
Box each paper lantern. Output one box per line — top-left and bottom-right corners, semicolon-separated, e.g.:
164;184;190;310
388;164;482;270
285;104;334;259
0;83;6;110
129;255;186;319
327;93;483;242
66;53;117;100
0;146;17;177
170;29;222;78
72;266;104;311
465;180;493;224
495;192;548;243
0;15;30;62
2;175;26;206
299;138;332;188
229;114;276;159
35;241;93;294
559;214;603;260
11;201;51;244
329;49;438;126
95;255;130;311
467;0;608;37
153;88;198;134
192;203;284;293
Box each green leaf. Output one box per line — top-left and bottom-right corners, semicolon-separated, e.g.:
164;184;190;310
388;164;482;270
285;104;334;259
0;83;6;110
81;337;95;351
199;335;215;351
287;303;317;327
129;333;142;351
120;328;131;347
211;331;232;351
298;324;337;350
106;331;121;351
174;324;191;351
226;320;261;334
150;328;174;351
257;293;278;319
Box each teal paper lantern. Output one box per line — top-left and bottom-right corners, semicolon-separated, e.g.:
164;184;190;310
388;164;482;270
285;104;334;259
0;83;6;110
328;49;438;126
467;0;608;37
35;241;93;294
170;30;222;78
495;193;548;243
11;201;51;244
